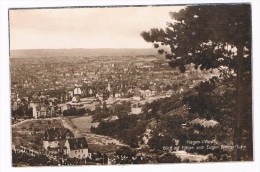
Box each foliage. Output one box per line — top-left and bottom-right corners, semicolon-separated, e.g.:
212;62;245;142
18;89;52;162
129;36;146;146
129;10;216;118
141;5;251;74
147;114;187;150
12;151;57;166
142;94;184;120
63;107;87;116
91;101;131;122
91;115;147;148
157;153;181;163
141;4;252;160
183;76;236;122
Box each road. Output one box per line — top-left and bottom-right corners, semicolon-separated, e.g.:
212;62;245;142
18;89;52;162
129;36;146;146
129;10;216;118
12;117;62;128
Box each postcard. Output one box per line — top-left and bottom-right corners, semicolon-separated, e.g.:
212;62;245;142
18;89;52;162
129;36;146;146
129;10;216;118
0;1;259;172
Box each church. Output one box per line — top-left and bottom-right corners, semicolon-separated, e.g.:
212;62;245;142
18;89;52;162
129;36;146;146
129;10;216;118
72;85;82;103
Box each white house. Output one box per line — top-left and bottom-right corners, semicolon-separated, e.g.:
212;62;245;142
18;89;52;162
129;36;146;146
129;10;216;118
144;89;152;98
67;137;91;159
31;103;56;119
131;104;142;115
149;86;157;95
72;85;82;102
132;88;143;101
166;90;174;97
131;107;142;115
32;104;48;119
43;127;74;151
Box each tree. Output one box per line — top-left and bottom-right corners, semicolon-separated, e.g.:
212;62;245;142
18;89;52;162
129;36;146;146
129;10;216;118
116;146;136;157
141;4;252;160
147;134;160;150
157;153;181;163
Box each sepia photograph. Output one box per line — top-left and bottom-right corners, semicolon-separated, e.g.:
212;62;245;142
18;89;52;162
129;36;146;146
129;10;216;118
4;1;256;169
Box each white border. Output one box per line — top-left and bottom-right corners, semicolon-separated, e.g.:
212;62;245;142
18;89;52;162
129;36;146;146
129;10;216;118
1;0;259;172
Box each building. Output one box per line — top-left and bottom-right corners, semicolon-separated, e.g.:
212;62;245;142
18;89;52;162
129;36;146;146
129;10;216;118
132;88;143;101
102;115;119;123
144;89;152;98
90;122;100;128
67;137;91;159
178;87;184;94
30;101;58;119
107;82;111;92
131;104;142;115
149;86;157;95
31;104;49;119
72;85;82;103
166;90;174;97
58;104;69;114
43;127;91;159
43;127;74;152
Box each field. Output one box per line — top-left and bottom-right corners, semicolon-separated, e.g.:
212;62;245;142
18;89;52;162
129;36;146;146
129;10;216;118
70;115;93;132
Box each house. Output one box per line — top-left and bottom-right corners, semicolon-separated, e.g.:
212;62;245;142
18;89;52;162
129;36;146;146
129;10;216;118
166;90;174;97
50;106;55;117
48;98;55;106
189;118;219;128
67;137;91;159
178;87;184;94
131;104;142;115
132;88;143;101
109;115;119;121
149;86;157;95
131;107;142;115
72;85;82;103
43;127;91;159
58;104;69;113
127;88;133;94
43;127;74;152
144;89;152;98
32;104;47;119
31;103;57;119
114;92;121;98
102;115;119;123
91;122;100;128
88;89;93;95
96;92;103;101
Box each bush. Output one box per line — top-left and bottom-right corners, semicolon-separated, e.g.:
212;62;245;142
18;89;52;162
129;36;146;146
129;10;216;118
63;107;86;116
157;153;181;163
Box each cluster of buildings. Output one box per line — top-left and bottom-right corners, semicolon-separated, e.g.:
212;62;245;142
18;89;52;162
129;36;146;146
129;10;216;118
11;55;217;122
10;56;192;101
43;127;91;159
11;79;186;121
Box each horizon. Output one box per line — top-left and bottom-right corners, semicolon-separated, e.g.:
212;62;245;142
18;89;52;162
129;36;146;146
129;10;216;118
10;47;157;51
9;47;161;58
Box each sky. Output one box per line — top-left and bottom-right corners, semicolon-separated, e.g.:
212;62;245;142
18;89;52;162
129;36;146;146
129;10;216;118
9;6;184;50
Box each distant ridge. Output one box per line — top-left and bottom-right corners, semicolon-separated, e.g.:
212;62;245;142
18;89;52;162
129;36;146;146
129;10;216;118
10;48;158;58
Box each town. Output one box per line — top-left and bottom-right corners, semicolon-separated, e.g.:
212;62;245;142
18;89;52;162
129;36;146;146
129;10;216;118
10;53;214;123
11;51;222;166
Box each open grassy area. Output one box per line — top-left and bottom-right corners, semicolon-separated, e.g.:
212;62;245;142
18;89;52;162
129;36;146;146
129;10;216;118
70;115;93;132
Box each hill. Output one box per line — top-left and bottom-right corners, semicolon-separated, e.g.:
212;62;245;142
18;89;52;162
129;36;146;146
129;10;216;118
10;48;158;58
